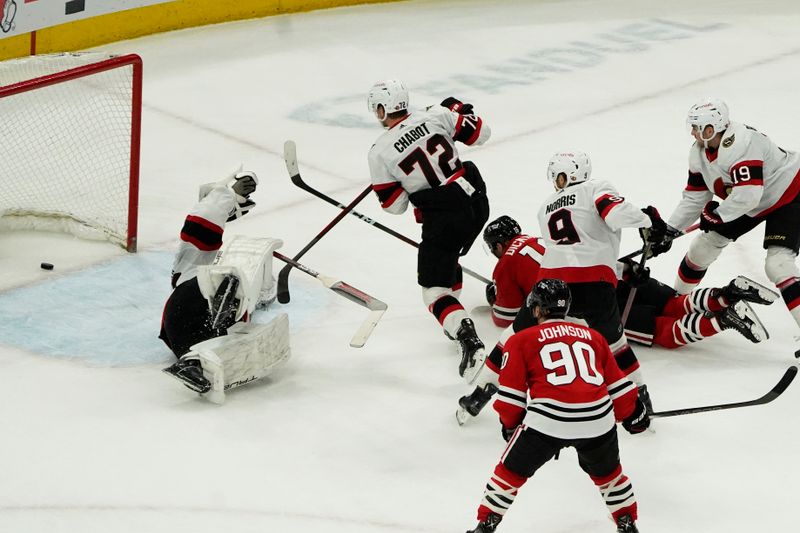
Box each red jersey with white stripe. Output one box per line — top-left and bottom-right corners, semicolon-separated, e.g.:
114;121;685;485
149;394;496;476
494;319;637;439
491;235;544;327
171;186;235;287
668;121;800;230
537;180;651;286
368;106;490;214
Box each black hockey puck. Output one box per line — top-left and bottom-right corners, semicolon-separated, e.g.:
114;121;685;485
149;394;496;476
40;262;54;271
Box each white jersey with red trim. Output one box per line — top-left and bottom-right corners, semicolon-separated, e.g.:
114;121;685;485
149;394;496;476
494;319;638;439
668;121;800;231
172;186;236;287
368;105;490;214
536;180;651;286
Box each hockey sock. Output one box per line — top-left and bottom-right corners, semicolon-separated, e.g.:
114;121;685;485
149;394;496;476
477;463;527;521
662;288;726;317
656;312;720;348
777;277;800;328
423;287;468;338
591;465;637;522
674;255;707;294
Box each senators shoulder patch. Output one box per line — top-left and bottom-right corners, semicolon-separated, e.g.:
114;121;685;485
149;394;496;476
722;134;735;148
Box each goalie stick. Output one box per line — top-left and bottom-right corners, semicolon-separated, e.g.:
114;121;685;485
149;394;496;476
284;140;492;286
276;184;372;304
272;251;387;348
650;365;797;418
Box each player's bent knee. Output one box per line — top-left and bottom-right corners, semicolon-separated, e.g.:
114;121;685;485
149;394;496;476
421;285;452;307
765;246;799;284
686;232;731;268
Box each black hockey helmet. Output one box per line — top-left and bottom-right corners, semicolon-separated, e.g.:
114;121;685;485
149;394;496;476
483;215;522;247
526;279;571;319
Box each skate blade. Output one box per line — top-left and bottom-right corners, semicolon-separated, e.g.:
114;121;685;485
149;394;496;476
735;276;779;304
162;367;210;394
734;301;770;342
461;349;487;385
456;407;470;426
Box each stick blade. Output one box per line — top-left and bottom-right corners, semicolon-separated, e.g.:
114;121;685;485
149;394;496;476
284;140;299;178
769;365;798;397
349;307;387;348
276;263;292;304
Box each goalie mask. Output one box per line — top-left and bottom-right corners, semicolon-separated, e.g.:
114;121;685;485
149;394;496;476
686;98;729;142
547;151;592;188
367;79;409;120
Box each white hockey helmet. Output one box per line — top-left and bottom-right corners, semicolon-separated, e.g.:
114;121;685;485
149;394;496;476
686;98;729;139
367;79;409;118
547;151;592;187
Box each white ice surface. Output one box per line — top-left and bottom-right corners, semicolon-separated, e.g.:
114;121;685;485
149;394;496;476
2;0;800;531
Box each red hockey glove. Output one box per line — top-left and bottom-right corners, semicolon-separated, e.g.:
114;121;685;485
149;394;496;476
699;201;724;232
440;96;474;115
485;282;497;306
622;397;651;435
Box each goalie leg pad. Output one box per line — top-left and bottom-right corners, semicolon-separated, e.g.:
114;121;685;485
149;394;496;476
185;313;291;404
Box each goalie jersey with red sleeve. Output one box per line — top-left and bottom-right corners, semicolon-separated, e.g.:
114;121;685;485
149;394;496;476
368;105;490;214
536;180;651;286
668;121;800;231
494;319;638;439
491;234;544;327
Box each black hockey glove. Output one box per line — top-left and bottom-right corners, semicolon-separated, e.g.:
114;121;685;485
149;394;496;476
440;96;474;115
638;206;667;245
486;282;497;306
622;397;651;435
699;201;724;232
648;225;682;258
620;259;650;288
501;424;518;442
231;171;258;197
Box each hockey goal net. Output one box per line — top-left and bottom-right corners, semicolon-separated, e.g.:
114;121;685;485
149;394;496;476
0;52;142;252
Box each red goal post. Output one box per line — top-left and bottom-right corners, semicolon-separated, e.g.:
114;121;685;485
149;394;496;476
0;53;142;252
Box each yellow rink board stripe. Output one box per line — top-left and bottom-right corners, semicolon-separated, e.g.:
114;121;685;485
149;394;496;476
0;0;398;61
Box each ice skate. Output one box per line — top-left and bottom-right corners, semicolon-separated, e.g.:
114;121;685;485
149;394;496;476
456;383;499;425
719;275;778;306
465;512;502;533
616;514;639;533
209;274;240;329
163;359;211;394
716;301;769;343
456;318;486;384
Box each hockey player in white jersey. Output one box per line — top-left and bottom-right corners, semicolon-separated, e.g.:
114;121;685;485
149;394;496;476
537;151;666;406
160;170;290;402
367;79;491;383
666;99;800;352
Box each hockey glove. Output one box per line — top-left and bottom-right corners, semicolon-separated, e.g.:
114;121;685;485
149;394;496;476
226;198;256;222
486;282;497;306
501;424;518;442
648;225;682;258
638;206;667;245
440;96;474;116
699;201;724;232
231;171;258;198
620;259;650;288
622;397;650;435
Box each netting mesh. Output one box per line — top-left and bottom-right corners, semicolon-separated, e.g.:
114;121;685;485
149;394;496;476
0;53;138;250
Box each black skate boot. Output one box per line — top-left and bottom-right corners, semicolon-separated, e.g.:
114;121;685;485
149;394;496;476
716;300;769;343
163;359;211;394
718;275;779;305
616;514;638;533
456;318;486;382
637;384;653;415
465;512;502;533
456;383;499;425
209;274;240;329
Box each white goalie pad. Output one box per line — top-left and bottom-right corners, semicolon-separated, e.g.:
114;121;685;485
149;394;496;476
196;235;283;321
183;313;291;404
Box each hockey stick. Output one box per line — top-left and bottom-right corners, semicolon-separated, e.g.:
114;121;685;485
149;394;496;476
273;251;387;348
284;140;492;286
619;222;700;263
620;241;652;325
276;184;373;304
650;365;797;418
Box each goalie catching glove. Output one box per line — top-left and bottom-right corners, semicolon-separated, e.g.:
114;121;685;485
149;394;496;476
227;171;258;221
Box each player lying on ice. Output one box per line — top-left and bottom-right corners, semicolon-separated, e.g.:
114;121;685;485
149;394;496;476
456;214;777;423
465;279;648;533
159;169;290;403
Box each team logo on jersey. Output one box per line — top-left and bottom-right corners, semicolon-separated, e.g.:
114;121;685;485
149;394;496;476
722;134;735;148
1;0;17;33
501;351;509;369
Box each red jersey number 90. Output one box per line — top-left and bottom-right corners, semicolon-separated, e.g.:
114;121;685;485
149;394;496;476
539;341;603;386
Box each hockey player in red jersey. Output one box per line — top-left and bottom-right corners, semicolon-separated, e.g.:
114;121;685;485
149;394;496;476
465;279;648;533
665;99;800;354
536;151;664;409
367;79;491;382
